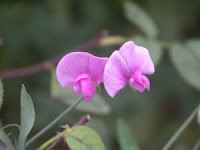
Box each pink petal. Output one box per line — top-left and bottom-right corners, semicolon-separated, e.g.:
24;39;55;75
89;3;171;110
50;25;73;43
56;52;90;88
129;78;145;93
129;69;150;92
141;75;150;91
73;74;89;94
119;41;155;75
72;82;81;94
104;51;131;98
80;77;96;101
89;56;108;84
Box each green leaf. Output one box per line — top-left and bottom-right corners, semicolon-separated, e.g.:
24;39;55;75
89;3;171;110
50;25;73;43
132;36;162;66
124;1;158;39
64;126;105;150
117;119;140;150
0;80;3;110
51;69;111;115
169;42;200;90
16;85;35;150
0;122;15;150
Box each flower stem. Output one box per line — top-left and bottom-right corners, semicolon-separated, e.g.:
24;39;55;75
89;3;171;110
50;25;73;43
37;114;90;150
192;138;200;150
162;105;200;150
0;124;20;131
25;96;83;148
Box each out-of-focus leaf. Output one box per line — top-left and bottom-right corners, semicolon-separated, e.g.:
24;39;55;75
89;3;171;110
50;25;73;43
117;119;140;150
16;85;35;150
187;39;200;53
51;69;111;115
0;122;15;150
170;42;200;90
0;80;3;110
124;1;158;39
64;126;105;150
132;36;162;66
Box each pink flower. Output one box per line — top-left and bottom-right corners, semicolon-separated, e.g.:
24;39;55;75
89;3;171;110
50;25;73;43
104;41;155;98
56;52;108;101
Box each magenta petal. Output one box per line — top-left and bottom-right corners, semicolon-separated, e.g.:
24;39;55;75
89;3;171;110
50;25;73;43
104;51;130;98
89;56;108;84
56;52;90;88
119;41;155;75
129;78;145;93
129;70;150;92
81;78;96;101
73;82;81;94
73;74;89;94
74;74;89;83
141;75;150;91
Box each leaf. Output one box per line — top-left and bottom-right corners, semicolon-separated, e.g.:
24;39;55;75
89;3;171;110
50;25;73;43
64;126;105;150
16;85;35;150
117;119;140;150
124;1;158;39
169;42;200;90
132;36;162;66
0;122;15;150
51;69;111;115
0;80;3;110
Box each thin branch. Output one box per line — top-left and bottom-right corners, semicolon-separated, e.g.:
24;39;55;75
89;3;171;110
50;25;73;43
162;105;200;150
26;96;83;148
192;138;200;150
0;31;108;80
40;114;91;150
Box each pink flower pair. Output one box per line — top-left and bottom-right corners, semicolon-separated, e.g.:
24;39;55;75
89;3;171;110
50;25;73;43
56;41;155;101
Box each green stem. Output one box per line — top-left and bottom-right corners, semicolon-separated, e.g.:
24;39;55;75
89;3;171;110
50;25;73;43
38;134;60;150
25;96;83;148
162;105;200;150
0;124;20;131
192;138;200;150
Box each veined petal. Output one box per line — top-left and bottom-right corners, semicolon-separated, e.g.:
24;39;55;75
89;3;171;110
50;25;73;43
89;56;108;84
81;77;96;101
104;51;131;98
119;41;155;75
56;52;90;88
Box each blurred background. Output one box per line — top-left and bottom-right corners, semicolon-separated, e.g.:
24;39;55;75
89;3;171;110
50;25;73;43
0;0;200;149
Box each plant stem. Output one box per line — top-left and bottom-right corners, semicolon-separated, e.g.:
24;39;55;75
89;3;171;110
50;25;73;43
37;114;90;150
162;105;200;150
0;31;107;80
192;138;200;150
25;96;83;148
0;124;20;131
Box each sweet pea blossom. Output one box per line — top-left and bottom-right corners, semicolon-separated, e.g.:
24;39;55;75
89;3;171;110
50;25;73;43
56;52;108;101
104;41;155;98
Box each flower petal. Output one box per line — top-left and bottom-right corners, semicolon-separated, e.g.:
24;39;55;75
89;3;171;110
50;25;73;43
73;82;81;94
141;75;150;91
81;77;96;101
129;78;145;93
73;74;89;94
56;52;90;88
104;51;131;98
119;41;155;75
129;70;150;92
89;56;108;84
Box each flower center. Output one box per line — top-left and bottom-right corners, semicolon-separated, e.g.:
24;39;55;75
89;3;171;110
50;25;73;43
72;74;96;101
129;69;150;92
